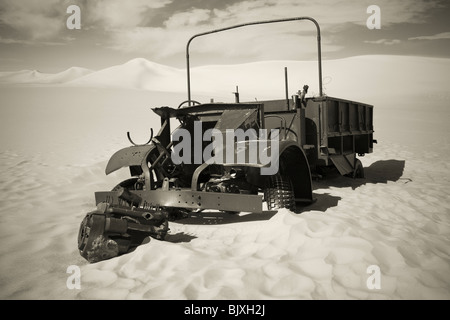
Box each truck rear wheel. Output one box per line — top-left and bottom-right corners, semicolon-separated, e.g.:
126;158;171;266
264;174;296;211
344;159;365;179
352;159;365;178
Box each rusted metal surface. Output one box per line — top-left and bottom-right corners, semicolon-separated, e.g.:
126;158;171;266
95;190;264;214
186;16;323;104
78;16;376;263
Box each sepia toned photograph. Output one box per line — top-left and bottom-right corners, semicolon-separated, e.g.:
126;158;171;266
0;0;449;302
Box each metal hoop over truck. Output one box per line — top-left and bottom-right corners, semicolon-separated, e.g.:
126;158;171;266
78;17;375;263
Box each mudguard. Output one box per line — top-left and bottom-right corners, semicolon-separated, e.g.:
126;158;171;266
105;145;154;175
278;140;314;204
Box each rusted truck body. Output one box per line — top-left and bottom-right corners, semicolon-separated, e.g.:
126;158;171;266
78;17;375;263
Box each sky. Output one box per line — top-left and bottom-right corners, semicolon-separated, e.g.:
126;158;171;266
0;0;449;72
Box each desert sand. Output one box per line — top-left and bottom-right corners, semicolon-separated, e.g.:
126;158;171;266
0;55;449;300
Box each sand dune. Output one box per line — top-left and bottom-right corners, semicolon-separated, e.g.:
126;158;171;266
0;55;449;300
0;67;93;85
67;58;186;92
2;55;448;104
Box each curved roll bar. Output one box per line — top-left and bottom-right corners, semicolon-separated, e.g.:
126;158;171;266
186;16;323;106
127;128;153;146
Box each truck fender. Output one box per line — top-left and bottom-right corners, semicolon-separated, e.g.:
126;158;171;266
105;145;154;175
278;141;314;205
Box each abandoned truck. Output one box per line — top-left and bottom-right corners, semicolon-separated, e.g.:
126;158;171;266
78;17;375;263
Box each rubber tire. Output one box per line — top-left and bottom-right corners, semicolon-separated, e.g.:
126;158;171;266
264;174;296;211
112;178;140;192
352;159;365;179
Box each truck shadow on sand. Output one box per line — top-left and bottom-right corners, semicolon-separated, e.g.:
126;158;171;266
140;232;198;245
166;160;406;228
171;210;278;227
295;159;407;214
295;193;342;214
159;211;278;243
164;232;198;243
313;159;406;190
